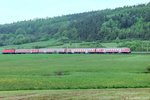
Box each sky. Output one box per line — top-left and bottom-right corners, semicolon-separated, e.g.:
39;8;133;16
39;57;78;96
0;0;149;24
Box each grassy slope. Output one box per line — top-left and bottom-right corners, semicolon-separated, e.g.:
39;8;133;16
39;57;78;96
0;89;150;100
0;39;59;51
0;54;150;90
0;39;119;52
1;40;150;52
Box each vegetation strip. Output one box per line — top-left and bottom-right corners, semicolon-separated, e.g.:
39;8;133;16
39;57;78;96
0;88;150;100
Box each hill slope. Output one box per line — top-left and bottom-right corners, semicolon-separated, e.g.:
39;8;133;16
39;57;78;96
0;3;149;46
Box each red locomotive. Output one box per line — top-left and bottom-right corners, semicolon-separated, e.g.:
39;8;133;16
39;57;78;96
2;49;15;54
2;48;131;54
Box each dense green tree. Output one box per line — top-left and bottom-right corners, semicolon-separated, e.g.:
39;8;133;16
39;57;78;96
15;28;26;35
0;2;149;46
13;34;26;44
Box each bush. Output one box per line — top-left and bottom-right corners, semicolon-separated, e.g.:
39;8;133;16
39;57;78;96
146;66;150;73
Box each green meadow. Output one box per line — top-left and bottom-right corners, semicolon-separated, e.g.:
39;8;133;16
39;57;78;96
0;54;150;91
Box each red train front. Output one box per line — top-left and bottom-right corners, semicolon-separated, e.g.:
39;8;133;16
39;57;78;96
2;49;15;54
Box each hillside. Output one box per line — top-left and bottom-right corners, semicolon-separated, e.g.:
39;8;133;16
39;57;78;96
0;3;149;46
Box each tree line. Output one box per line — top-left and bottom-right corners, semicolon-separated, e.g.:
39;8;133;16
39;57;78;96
0;3;149;46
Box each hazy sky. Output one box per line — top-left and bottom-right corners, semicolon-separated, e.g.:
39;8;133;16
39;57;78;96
0;0;149;24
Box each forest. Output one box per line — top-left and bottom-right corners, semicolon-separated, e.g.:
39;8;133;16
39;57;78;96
0;3;149;46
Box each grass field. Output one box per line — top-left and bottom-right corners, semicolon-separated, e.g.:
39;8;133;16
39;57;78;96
0;88;150;100
0;39;119;51
0;54;150;91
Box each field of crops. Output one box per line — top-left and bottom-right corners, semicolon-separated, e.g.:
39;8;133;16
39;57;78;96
0;54;150;91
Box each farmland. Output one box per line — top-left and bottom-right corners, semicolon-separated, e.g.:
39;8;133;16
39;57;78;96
0;88;150;100
0;54;150;91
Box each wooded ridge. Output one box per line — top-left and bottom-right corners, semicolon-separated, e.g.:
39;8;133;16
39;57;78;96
0;3;149;46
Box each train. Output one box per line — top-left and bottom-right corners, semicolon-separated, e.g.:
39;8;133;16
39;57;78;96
2;48;131;54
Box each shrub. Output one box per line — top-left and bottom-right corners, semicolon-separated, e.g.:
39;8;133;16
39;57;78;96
146;66;150;73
